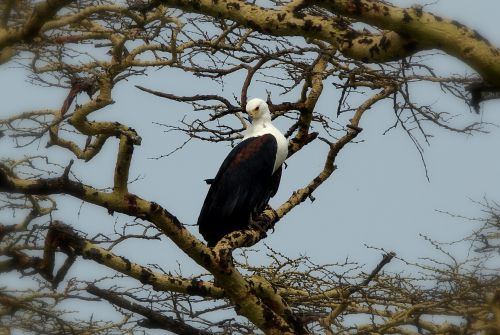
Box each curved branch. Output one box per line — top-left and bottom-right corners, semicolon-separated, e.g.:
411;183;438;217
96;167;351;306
315;0;500;86
157;0;500;87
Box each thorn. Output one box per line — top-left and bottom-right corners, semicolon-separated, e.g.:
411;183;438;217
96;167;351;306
62;159;74;181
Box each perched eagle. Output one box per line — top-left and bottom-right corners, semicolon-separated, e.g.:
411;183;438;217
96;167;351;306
198;98;288;247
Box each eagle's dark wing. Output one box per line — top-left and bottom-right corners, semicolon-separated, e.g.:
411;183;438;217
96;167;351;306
198;133;279;246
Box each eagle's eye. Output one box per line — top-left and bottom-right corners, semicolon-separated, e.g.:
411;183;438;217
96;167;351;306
255;106;260;111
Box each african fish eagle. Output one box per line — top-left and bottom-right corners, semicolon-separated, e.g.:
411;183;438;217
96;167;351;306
198;98;288;247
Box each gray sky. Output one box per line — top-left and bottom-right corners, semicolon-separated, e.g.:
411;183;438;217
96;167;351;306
1;0;500;325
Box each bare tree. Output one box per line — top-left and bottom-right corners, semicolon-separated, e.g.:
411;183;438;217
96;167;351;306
0;1;499;334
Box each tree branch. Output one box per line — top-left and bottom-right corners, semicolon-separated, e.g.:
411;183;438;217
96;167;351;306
87;284;215;335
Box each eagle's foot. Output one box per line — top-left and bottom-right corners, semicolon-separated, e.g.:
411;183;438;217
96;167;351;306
261;206;277;233
248;220;268;238
249;212;275;234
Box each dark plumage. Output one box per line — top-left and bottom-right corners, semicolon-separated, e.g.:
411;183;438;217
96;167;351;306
198;135;282;246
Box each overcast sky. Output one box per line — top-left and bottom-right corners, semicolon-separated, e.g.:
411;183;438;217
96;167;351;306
1;0;500;326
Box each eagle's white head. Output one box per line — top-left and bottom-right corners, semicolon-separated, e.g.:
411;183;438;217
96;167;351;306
243;97;288;173
246;98;271;122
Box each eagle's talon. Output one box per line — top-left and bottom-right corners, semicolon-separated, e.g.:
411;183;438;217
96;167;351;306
248;220;268;237
250;213;275;234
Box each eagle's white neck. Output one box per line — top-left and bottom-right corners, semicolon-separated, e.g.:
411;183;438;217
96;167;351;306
243;116;272;139
248;113;271;129
243;117;288;173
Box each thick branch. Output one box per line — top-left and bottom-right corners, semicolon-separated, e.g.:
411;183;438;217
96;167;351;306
157;0;500;87
46;222;225;298
315;0;500;87
158;0;411;62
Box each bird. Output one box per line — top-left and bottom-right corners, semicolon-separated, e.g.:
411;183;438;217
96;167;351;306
197;98;288;247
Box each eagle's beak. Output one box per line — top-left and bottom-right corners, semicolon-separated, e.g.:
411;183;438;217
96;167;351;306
247;109;256;122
